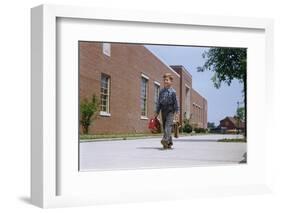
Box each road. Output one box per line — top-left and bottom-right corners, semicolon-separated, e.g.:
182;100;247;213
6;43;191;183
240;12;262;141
79;134;246;171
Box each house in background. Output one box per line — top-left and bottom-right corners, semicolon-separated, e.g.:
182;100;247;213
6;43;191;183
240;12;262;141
219;116;245;133
79;42;208;134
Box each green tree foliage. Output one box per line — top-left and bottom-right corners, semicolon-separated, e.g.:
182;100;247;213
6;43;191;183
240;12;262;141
198;47;247;137
197;47;247;96
236;107;245;122
207;122;215;129
80;94;100;134
182;118;193;133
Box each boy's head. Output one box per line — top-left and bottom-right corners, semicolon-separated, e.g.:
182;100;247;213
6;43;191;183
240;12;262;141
163;73;173;88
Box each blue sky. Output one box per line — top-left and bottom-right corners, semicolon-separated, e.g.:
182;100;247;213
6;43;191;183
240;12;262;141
145;44;244;126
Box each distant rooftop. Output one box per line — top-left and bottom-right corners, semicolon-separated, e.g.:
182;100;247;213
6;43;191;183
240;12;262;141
169;65;192;78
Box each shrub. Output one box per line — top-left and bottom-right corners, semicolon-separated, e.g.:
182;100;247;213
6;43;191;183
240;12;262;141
194;127;206;133
182;118;193;133
80;94;100;134
226;129;238;134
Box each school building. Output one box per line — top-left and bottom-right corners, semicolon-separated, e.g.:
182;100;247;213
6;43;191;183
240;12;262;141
79;42;208;134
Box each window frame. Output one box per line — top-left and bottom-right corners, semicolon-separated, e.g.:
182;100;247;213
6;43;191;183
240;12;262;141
99;73;111;116
102;42;111;57
140;74;149;119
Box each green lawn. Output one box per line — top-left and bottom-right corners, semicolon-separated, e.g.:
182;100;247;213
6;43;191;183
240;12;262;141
80;133;162;140
217;138;247;143
79;132;211;141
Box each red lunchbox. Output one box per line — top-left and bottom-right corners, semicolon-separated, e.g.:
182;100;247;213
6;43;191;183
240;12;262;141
148;117;161;133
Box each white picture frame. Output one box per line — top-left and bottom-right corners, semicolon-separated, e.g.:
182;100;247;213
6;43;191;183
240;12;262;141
31;4;274;208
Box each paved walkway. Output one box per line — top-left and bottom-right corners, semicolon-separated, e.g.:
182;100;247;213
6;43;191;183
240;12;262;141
79;134;246;171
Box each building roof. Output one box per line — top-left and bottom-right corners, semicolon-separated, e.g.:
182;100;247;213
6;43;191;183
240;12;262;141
169;65;192;78
220;116;245;128
143;46;180;78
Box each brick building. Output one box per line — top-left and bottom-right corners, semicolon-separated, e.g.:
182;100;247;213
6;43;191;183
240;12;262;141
79;42;208;134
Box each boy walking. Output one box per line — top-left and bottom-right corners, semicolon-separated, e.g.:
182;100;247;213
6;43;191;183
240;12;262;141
154;73;179;149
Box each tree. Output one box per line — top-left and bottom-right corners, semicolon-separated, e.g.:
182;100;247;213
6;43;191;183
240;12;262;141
207;122;215;129
236;107;245;122
182;118;193;133
197;47;247;137
197;47;247;97
80;94;100;134
235;107;245;135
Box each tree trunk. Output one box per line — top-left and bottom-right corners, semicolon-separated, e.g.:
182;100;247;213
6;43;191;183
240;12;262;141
82;125;89;135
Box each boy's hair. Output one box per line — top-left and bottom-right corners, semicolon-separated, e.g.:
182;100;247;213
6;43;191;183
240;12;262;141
163;73;173;81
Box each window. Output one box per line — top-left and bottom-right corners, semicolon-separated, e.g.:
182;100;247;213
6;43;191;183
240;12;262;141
141;76;148;117
100;73;110;114
102;43;111;57
154;83;160;112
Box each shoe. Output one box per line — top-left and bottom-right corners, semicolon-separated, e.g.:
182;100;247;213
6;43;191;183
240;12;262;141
167;142;173;149
167;136;173;149
161;140;169;149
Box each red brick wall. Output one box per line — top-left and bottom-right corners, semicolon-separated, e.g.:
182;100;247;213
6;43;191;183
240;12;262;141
79;42;180;134
203;98;208;129
169;65;207;129
79;42;207;134
170;65;193;125
190;88;208;128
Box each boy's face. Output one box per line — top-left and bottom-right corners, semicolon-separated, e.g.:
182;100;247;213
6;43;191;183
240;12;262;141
164;77;172;88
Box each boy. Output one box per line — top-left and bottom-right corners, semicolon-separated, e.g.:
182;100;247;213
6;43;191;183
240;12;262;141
154;73;179;149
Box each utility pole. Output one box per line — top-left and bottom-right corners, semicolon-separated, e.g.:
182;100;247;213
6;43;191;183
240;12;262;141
237;101;243;134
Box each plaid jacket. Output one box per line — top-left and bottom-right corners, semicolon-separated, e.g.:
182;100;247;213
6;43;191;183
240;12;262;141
155;87;179;114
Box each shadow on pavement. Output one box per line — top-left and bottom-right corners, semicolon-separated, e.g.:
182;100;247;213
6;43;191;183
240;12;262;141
136;147;173;151
175;138;220;142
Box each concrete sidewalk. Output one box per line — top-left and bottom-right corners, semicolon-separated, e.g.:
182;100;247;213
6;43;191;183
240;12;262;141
79;134;246;171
